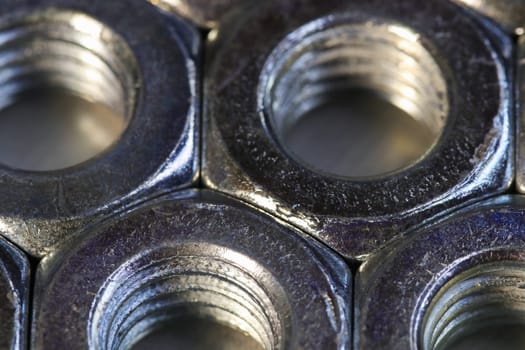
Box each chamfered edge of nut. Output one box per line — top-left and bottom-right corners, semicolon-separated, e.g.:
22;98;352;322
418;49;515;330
355;195;525;349
32;189;352;349
0;236;30;350
0;0;201;257
451;0;525;34
202;0;514;261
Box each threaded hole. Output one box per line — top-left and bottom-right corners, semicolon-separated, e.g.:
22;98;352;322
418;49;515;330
89;245;288;350
131;318;265;350
0;10;139;171
421;262;525;350
260;20;449;178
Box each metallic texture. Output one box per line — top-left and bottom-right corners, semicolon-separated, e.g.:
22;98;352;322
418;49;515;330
356;195;525;349
203;0;513;260
516;34;525;193
0;237;30;350
148;0;250;29
32;190;351;349
452;0;525;34
0;0;200;257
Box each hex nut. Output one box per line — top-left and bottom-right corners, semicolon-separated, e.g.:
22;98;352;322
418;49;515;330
451;0;525;34
0;237;30;350
149;0;251;29
356;195;525;349
0;0;200;257
203;0;513;260
31;189;351;349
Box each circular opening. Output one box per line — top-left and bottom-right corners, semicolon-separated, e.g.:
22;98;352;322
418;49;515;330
0;10;139;172
421;261;525;350
89;246;288;350
261;21;449;178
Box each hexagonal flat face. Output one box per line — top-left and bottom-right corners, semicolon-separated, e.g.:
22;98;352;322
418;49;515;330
356;196;525;349
0;238;29;349
32;190;351;349
0;0;200;257
203;0;513;260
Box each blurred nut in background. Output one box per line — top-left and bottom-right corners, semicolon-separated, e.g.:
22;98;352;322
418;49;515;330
32;190;351;350
0;237;29;350
451;0;525;34
0;0;199;257
356;196;525;350
149;0;250;28
203;0;513;260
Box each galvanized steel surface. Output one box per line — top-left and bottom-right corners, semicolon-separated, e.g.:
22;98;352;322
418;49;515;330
356;196;525;349
0;0;519;349
203;0;513;260
32;190;351;349
0;0;199;257
0;237;29;350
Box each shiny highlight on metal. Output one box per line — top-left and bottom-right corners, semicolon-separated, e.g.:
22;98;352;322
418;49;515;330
0;10;137;171
452;0;525;34
356;196;525;349
148;0;249;28
32;190;351;349
0;236;30;350
203;0;513;260
421;261;525;350
260;21;448;177
0;0;199;257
